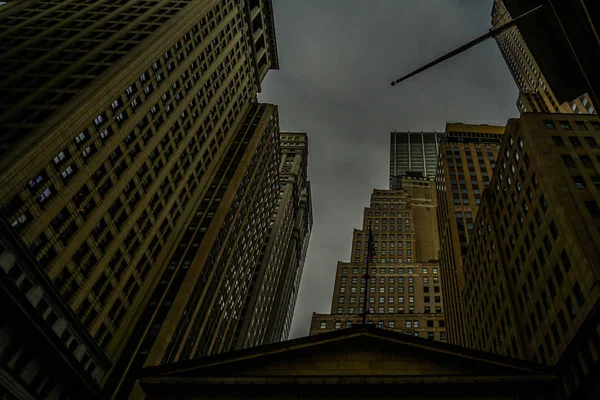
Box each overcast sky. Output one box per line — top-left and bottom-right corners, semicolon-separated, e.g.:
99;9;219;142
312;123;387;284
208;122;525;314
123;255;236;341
258;0;519;339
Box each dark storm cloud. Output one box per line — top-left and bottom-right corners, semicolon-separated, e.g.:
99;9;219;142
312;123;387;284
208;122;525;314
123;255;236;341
258;0;519;339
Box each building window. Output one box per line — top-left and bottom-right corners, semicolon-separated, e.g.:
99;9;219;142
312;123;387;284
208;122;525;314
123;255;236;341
569;136;582;148
586;201;600;218
580;155;594;168
320;321;327;329
545;120;556;130
585;136;599;148
573;176;587;189
561;155;576;168
560;121;572;130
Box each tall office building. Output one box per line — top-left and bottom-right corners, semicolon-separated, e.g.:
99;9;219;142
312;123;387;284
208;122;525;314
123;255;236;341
310;178;446;341
0;0;284;398
495;0;600;111
491;0;596;115
234;132;312;349
263;158;312;344
389;131;443;188
1;218;105;399
435;123;505;347
452;113;600;399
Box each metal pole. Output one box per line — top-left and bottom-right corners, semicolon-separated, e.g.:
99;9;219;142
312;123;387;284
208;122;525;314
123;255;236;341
361;224;373;325
390;4;543;87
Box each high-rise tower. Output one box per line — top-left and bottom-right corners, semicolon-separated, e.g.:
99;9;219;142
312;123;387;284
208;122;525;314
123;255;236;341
452;113;600;399
0;1;285;398
234;132;312;349
435;122;505;347
310;178;446;341
491;0;596;115
389;131;443;188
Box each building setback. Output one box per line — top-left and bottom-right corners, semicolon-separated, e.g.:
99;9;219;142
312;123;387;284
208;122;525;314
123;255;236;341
390;131;443;187
235;132;312;349
0;0;287;398
310;177;446;340
455;113;600;400
435;122;505;348
491;0;596;115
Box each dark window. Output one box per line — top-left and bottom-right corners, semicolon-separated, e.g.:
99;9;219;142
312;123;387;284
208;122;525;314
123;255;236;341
550;220;559;240
548;277;557;298
561;155;576;168
544;235;552;253
545;121;557;130
566;297;576;318
560;121;572;130
552;136;565;146
569;136;582;147
586;201;600;218
539;195;548;212
553;264;563;285
561;250;571;272
585;136;599;148
573;176;587;189
580;155;594;168
573;283;585;306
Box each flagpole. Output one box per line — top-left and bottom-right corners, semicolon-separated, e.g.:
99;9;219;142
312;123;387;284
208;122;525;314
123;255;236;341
361;223;373;325
390;4;543;87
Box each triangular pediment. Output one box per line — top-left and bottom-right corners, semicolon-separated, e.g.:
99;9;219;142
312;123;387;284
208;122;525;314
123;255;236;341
145;327;552;381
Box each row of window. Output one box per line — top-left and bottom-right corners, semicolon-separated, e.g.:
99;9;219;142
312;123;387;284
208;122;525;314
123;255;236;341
340;285;440;293
341;267;438;275
545;119;600;132
338;295;442;304
321;319;445;330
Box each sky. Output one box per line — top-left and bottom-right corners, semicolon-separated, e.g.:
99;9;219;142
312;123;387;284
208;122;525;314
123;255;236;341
258;0;520;339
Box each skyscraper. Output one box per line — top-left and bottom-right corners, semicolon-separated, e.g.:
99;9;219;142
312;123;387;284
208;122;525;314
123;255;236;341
491;0;596;115
435;122;505;347
235;132;312;349
263;153;313;344
450;113;600;399
1;218;105;399
310;179;446;341
0;0;286;398
390;131;443;188
495;0;600;110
